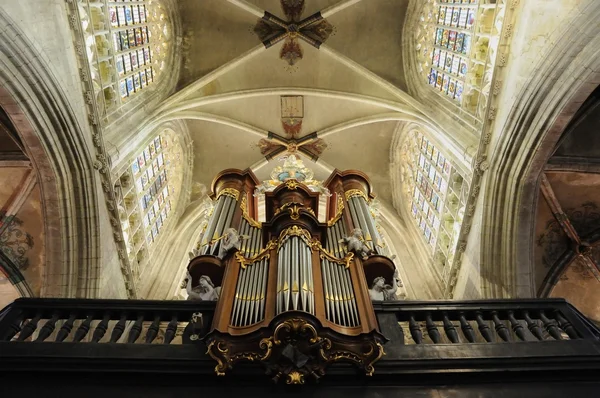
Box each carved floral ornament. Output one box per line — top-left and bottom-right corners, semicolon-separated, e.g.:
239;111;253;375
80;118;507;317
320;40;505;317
205;316;384;384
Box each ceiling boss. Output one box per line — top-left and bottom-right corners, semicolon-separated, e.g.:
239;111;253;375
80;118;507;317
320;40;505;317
253;0;335;67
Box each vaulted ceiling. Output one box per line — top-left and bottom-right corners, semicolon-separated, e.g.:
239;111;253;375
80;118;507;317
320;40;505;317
534;86;600;323
169;0;412;207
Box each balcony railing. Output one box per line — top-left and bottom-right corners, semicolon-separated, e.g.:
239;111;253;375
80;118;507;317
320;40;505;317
1;297;599;382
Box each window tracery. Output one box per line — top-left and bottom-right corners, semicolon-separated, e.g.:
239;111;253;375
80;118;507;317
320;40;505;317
77;0;172;116
399;131;467;280
416;0;505;118
115;130;183;279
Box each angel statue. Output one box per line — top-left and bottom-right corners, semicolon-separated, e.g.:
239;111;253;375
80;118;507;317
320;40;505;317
183;271;221;301
339;228;374;260
368;269;403;301
217;228;249;259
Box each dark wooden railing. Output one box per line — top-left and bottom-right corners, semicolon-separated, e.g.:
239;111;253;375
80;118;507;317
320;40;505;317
1;297;599;382
0;298;216;344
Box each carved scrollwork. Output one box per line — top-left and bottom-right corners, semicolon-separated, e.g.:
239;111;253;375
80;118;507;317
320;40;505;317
285;180;300;190
235;239;277;270
310;240;354;269
240;196;261;228
204;315;385;384
326;195;344;226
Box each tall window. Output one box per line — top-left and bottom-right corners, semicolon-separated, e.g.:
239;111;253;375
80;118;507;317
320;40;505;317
416;0;505;116
400;131;467;280
116;131;183;278
77;0;171;116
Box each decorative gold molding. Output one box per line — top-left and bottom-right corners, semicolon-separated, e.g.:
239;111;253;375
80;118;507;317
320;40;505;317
275;202;317;220
326;195;345;226
311;240;354;269
285;179;300;190
240;196;262;228
277;225;313;249
217;188;240;200
345;189;368;201
235;239;277;269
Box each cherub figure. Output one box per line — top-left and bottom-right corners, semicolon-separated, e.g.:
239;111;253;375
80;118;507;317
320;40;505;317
339;228;374;260
217;228;248;259
184;271;221;301
368;269;402;301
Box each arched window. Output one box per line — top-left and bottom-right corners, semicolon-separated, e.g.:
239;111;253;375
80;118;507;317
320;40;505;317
416;0;505;117
77;0;172;116
116;130;183;278
399;130;467;279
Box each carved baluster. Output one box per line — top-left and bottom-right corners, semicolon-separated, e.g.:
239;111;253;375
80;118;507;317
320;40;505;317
35;313;60;342
409;315;423;344
459;313;476;343
17;313;41;341
540;311;562;340
443;313;459;343
2;315;23;341
475;312;493;342
110;313;128;343
425;314;441;343
507;311;526;341
127;315;145;343
524;311;544;341
163;315;178;345
492;311;510;342
91;313;110;343
145;315;161;344
55;314;77;342
554;311;578;339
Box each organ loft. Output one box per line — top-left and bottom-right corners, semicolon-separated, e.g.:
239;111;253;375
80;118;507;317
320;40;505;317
183;156;402;382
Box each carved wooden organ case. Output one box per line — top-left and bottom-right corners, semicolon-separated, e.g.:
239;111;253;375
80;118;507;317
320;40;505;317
189;168;397;383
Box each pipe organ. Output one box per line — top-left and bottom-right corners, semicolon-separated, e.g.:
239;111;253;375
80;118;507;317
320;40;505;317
187;156;399;384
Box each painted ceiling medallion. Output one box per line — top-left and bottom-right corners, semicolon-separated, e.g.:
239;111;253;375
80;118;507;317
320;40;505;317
253;0;335;67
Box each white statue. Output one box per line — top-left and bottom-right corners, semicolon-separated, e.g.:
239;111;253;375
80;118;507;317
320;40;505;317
184;272;221;301
368;269;402;301
217;228;248;259
339;228;374;260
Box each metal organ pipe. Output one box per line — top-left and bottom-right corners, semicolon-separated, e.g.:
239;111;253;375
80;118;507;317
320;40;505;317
211;196;237;256
321;221;360;328
348;197;373;251
356;198;384;255
231;218;271;327
201;195;227;254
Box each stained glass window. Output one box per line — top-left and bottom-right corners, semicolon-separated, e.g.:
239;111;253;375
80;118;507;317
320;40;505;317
116;131;183;278
130;135;174;248
407;134;453;249
77;0;171;116
399;131;467;277
416;0;506;116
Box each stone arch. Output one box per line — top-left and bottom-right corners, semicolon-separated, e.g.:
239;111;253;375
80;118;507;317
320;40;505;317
0;9;102;298
480;1;600;298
